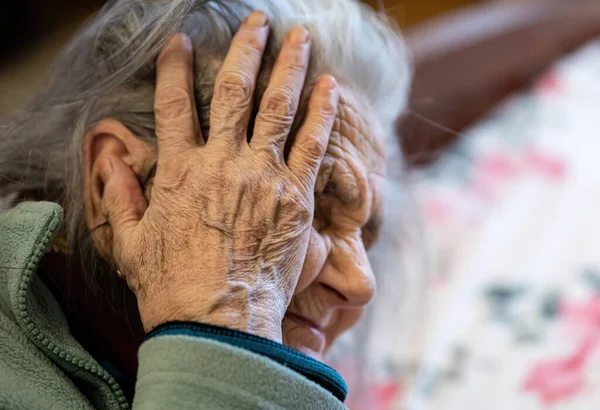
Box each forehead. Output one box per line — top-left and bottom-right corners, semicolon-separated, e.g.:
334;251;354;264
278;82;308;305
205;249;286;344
322;84;386;179
312;84;387;216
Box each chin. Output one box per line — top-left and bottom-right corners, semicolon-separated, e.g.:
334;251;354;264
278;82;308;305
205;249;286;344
282;316;329;361
282;309;364;362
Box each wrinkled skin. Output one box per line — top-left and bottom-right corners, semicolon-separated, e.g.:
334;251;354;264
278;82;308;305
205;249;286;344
85;11;385;363
284;88;385;360
87;13;339;342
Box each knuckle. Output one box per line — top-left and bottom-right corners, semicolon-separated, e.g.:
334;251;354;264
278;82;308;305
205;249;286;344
300;136;327;160
104;196;122;221
280;192;312;223
155;122;191;143
283;49;308;74
107;206;134;235
308;91;337;119
214;71;253;105
238;34;266;56
318;100;337;118
254;141;284;163
255;112;290;129
262;87;297;118
156;159;192;192
155;84;193;120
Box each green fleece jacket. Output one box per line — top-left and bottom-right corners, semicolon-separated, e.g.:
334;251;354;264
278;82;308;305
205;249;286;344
0;202;347;409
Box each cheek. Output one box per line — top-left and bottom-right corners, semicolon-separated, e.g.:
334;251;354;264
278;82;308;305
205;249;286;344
295;227;328;294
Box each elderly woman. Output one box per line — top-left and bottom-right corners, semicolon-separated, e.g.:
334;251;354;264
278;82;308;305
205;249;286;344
0;0;409;408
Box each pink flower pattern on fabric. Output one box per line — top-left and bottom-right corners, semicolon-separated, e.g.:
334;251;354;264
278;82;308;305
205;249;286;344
354;38;600;410
524;298;600;404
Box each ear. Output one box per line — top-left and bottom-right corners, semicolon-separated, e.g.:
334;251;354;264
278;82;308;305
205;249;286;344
83;119;155;249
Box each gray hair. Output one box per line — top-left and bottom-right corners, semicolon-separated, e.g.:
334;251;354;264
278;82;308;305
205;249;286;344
0;0;413;395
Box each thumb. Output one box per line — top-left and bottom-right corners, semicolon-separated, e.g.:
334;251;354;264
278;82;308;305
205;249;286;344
99;157;147;247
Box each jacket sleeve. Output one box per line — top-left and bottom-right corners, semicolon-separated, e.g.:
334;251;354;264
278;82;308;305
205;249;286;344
133;322;348;410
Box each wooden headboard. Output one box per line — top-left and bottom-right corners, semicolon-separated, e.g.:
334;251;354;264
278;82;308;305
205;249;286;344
399;0;600;166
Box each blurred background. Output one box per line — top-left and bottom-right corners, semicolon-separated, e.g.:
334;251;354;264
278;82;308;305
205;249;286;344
4;1;600;409
0;0;526;117
1;0;597;155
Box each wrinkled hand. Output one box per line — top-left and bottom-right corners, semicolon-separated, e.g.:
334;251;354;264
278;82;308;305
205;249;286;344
100;12;339;341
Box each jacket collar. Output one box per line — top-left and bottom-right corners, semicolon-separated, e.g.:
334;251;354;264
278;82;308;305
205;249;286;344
0;201;63;319
0;201;128;408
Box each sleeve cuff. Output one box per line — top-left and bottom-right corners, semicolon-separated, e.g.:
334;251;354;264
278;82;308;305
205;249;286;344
146;321;348;403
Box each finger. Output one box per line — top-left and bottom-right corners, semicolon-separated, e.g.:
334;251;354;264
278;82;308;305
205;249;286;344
99;157;147;248
287;75;339;193
251;26;311;160
155;33;201;164
208;11;269;149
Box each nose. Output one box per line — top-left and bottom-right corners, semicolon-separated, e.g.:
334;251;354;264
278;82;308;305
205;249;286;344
318;234;376;308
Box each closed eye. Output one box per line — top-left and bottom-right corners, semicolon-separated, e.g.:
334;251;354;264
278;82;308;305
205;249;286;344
362;212;383;250
323;181;337;196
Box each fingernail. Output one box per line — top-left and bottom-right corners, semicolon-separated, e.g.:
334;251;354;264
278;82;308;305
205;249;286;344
246;11;268;27
180;33;193;52
317;75;337;91
288;26;309;44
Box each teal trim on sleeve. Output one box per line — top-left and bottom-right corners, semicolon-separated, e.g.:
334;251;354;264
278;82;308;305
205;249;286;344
146;321;348;402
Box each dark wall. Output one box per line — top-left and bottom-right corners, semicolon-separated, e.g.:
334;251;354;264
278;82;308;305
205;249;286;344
0;0;105;61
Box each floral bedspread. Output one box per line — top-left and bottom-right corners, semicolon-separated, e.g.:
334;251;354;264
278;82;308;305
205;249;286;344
359;39;600;409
